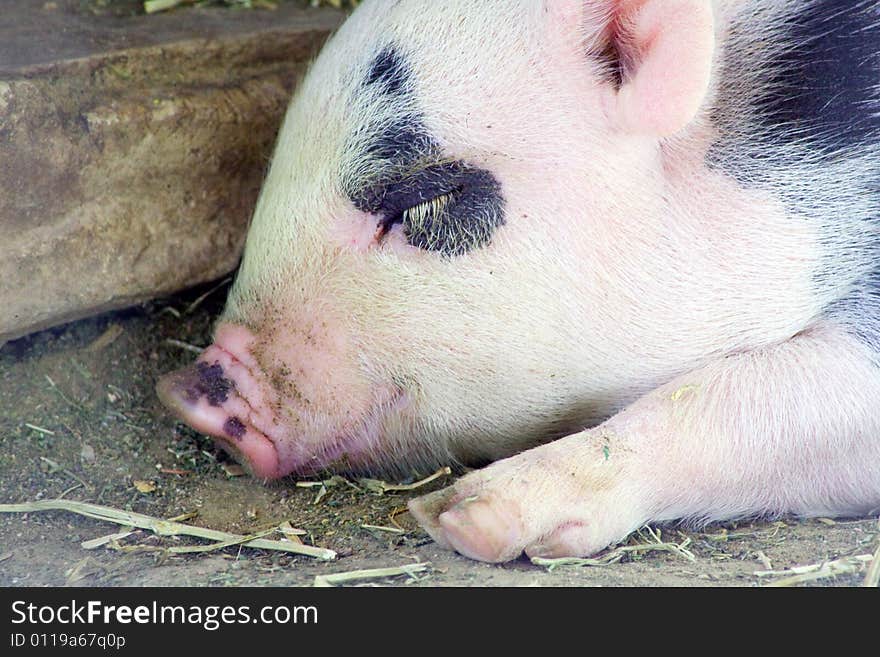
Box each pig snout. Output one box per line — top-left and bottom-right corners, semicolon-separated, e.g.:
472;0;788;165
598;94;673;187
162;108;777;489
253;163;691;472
157;325;283;479
158;321;407;479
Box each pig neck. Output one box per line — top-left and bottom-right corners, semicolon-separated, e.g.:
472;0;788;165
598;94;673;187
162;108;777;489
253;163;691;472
573;138;822;409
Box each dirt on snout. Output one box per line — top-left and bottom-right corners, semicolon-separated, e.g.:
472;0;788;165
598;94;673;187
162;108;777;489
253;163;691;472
1;280;878;587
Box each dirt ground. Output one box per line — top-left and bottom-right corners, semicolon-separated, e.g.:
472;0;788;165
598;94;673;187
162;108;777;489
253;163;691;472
0;280;877;588
0;0;877;590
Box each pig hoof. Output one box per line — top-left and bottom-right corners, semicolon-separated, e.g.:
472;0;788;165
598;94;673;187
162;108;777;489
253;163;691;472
438;498;525;563
408;435;645;563
411;482;626;563
409;493;523;562
406;488;458;549
410;482;575;562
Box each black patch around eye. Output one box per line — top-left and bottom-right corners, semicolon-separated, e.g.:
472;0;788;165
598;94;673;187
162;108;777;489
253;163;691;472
362;114;436;172
346;113;439;212
376;162;505;256
344;121;506;255
346;43;504;255
366;46;409;96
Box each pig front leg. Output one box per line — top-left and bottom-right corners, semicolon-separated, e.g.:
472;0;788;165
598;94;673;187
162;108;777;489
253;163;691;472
409;324;880;563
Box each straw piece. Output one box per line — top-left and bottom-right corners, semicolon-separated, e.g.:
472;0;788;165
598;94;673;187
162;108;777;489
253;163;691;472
0;499;336;560
314;562;429;587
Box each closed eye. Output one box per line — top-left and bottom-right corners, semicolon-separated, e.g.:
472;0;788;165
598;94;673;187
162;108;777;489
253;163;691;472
350;159;505;256
377;190;457;242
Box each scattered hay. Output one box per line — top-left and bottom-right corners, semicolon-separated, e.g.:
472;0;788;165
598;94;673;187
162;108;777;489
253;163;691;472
158;467;191;476
531;526;696;571
700;521;788;542
388;506;408;531
754;550;773;571
38;457;93;493
24;423;55;435
314;562;430;587
358;467;452;495
185;277;233;314
82;530;136;550
65;557;99;585
864;540;880;588
87;324;123;352
0;499;336;561
165;527;278;554
277;520;306;545
296;475;356;504
296;467;452;504
162;339;204;354
361;524;406;535
755;554;874;587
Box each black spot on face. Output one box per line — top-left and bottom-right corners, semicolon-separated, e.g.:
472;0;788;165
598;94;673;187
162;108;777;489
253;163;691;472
362;114;435;171
366;46;409;96
347;44;506;255
194;361;233;407
349;46;435;199
369;161;505;256
223;416;246;440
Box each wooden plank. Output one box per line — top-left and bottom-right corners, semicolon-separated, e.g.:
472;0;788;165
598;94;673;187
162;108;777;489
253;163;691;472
0;1;344;343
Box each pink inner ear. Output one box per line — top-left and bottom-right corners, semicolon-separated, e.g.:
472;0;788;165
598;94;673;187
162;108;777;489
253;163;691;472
613;0;715;137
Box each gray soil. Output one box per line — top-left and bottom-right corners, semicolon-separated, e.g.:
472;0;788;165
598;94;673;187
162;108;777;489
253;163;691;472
1;280;878;587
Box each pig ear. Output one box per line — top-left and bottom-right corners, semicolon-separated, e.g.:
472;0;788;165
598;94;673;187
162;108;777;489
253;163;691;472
607;0;716;137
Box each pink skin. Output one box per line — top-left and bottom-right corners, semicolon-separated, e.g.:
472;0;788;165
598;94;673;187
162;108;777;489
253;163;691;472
158;322;405;479
331;208;410;253
157;0;880;564
157;325;282;478
409;324;880;562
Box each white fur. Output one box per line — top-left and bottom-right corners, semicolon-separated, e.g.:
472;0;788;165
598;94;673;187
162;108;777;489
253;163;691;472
214;0;879;555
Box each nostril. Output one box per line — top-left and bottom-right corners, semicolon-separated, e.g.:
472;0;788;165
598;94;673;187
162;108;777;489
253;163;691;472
156;362;283;480
192;361;235;407
223;416;247;440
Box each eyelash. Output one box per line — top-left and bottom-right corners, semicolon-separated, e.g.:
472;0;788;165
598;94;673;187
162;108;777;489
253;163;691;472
378;190;456;241
402;191;454;227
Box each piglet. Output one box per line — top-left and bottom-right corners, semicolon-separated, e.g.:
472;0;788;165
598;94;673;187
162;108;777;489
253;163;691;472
159;0;880;562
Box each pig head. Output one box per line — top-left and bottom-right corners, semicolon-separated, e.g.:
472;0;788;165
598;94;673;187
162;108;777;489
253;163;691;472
158;0;726;477
159;0;880;562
